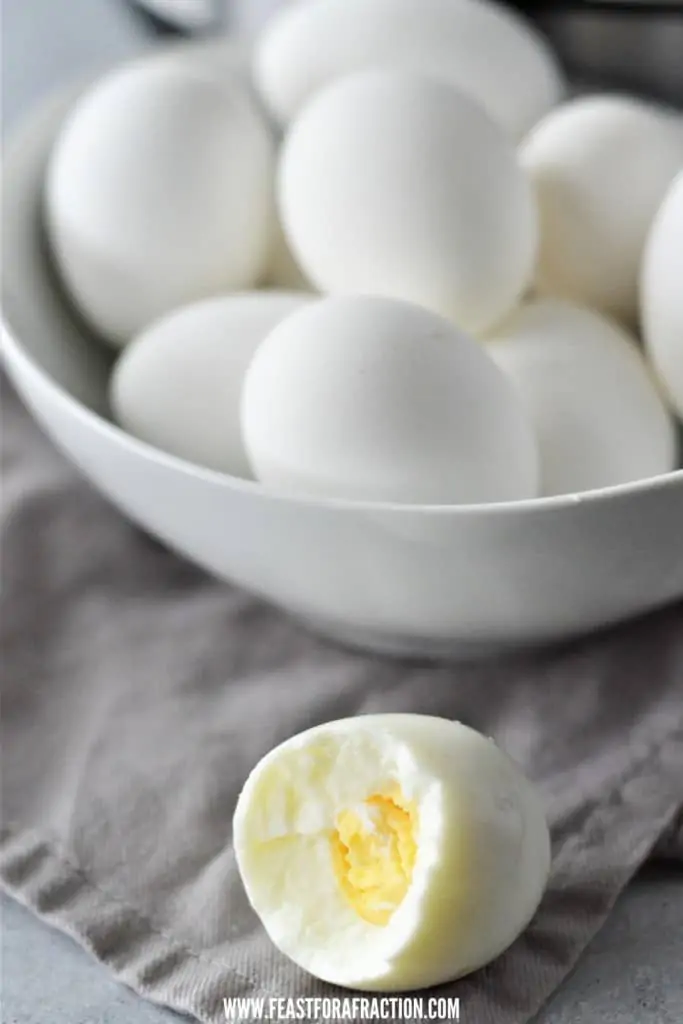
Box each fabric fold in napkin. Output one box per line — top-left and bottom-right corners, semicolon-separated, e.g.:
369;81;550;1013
2;380;683;1024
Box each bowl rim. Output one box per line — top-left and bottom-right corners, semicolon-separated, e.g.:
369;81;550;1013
2;51;682;520
4;317;682;517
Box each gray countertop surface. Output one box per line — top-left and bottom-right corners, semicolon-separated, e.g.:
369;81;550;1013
1;2;682;1021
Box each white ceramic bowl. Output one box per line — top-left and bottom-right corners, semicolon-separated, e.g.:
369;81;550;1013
3;79;683;659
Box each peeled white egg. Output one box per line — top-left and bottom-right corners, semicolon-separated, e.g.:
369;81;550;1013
152;43;312;294
241;295;538;504
255;0;564;139
46;61;275;348
233;714;551;991
521;95;683;325
279;70;537;335
641;170;683;420
110;292;310;477
485;299;676;496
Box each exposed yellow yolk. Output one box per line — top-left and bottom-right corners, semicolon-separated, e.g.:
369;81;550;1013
331;787;418;926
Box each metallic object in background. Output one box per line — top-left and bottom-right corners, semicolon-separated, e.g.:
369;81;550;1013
513;3;683;106
126;0;299;36
127;1;683;105
125;0;221;34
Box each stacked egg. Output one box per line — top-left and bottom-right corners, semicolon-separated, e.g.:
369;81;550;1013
45;0;682;506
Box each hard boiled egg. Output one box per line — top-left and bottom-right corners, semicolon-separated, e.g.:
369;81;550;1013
241;295;538;504
255;0;564;139
641;171;683;420
279;70;537;335
46;60;274;348
152;42;312;294
233;714;551;991
485;299;676;496
521;95;683;325
110;292;311;477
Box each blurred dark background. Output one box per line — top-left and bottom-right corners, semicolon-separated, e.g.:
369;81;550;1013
126;0;683;105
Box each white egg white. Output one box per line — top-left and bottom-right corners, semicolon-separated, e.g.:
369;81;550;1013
110;292;311;477
278;69;537;335
46;60;275;347
520;95;683;326
255;0;564;139
641;171;683;420
233;714;551;992
485;299;676;495
241;295;538;505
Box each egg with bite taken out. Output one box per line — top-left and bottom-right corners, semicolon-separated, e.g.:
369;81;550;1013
233;714;551;991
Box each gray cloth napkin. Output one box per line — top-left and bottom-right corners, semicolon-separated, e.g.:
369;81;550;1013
2;380;682;1024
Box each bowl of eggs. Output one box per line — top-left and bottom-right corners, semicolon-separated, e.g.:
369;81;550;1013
3;0;682;658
